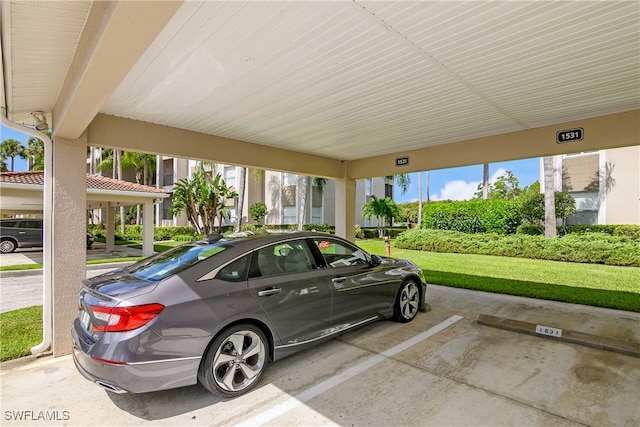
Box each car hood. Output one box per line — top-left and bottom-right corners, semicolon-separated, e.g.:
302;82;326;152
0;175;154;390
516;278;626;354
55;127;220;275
377;256;417;267
82;270;158;298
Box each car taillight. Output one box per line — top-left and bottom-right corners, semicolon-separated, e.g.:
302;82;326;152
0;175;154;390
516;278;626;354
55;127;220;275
91;303;164;332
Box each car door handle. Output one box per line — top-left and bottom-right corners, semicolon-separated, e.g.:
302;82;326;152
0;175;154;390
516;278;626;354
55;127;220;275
257;287;282;297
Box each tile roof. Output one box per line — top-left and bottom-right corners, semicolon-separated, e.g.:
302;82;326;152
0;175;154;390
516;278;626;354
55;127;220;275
0;171;168;195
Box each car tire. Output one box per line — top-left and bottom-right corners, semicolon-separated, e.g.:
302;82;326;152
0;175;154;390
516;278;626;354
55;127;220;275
198;324;269;398
0;238;17;254
393;280;420;323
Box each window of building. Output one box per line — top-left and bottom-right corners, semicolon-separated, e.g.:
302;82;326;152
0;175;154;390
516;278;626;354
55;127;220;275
282;173;297;224
224;166;236;189
365;178;372;199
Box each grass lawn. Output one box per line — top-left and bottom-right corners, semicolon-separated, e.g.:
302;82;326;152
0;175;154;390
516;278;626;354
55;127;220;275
357;239;640;312
0;306;42;362
2;237;638;361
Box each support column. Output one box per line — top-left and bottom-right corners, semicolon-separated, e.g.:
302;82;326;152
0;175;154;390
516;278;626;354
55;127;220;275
156;155;163;227
106;203;115;252
335;177;356;242
50;134;87;356
142;201;154;256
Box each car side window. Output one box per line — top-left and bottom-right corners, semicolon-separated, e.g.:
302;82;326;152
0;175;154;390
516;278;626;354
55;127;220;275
215;254;251;282
0;220;18;228
250;240;314;278
20;220;42;230
313;238;368;267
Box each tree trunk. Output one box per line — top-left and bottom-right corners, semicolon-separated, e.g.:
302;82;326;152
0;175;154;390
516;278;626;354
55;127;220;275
417;171;422;228
297;176;308;231
543;156;557;238
426;170;430;203
236;167;247;232
482;163;489;199
116;150;125;233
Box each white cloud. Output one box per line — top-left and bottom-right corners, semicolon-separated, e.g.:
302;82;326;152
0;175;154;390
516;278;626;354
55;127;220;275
490;168;508;183
429;168;512;201
432;180;480;201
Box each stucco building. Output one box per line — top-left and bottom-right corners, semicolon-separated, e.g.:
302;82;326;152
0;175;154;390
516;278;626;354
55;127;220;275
545;146;640;225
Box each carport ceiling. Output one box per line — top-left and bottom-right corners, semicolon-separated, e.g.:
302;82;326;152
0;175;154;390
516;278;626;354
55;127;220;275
1;1;639;161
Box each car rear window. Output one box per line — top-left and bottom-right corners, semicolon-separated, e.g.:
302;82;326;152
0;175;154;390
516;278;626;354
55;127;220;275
125;242;227;281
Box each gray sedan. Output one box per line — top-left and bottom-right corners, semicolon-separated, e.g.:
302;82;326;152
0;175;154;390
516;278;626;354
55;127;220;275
72;231;427;397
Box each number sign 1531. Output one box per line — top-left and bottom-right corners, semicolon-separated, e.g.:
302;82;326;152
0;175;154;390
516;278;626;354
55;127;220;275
556;128;583;144
535;325;562;337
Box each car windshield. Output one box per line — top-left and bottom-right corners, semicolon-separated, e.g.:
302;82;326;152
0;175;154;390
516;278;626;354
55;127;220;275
125;242;227;281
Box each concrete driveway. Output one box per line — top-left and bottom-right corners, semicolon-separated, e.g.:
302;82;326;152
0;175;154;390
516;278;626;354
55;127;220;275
2;285;639;426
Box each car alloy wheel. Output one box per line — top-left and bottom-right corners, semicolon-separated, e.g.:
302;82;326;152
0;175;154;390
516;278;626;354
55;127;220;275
0;239;16;254
394;280;420;323
199;324;268;397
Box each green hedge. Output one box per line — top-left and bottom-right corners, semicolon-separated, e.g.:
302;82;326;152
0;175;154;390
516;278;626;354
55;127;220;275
89;225;199;241
359;227;407;239
421;200;521;235
516;224;640;239
395;229;640;267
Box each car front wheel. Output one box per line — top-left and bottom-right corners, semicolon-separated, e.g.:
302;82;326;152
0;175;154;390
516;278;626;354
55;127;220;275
394;280;420;323
199;324;268;397
0;239;17;254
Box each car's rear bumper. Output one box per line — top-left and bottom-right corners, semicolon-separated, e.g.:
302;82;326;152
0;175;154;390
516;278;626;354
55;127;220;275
71;325;201;394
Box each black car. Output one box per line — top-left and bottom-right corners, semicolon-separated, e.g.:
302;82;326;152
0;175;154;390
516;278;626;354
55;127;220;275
72;231;427;397
0;218;94;253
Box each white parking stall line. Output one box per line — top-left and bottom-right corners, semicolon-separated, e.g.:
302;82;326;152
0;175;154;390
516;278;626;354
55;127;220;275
234;315;464;427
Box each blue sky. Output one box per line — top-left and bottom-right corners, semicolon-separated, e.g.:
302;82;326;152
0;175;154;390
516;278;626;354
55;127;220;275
1;126;32;172
393;158;540;203
2;124;540;201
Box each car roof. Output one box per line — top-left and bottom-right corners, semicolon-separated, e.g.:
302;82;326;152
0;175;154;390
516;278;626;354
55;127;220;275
216;230;340;249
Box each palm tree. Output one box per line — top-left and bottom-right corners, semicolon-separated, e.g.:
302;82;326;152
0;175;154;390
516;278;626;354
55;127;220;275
215;175;238;233
0;139;26;171
120;152;157;223
235;167;247;232
25;137;45;170
386;173;410;195
543;156;557;238
297;175;309;231
169;164;237;234
417;172;423;228
362;196;401;237
170;175;201;233
482;163;489;199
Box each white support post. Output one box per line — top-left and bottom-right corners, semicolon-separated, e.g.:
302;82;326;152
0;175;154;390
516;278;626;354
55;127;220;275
142;201;154;256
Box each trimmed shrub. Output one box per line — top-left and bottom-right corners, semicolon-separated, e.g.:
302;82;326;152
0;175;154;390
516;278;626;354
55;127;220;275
395;228;640;267
422;199;521;235
614;224;640;239
516;225;541;235
303;223;333;233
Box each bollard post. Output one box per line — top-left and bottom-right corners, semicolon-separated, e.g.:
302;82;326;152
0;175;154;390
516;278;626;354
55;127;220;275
384;235;390;257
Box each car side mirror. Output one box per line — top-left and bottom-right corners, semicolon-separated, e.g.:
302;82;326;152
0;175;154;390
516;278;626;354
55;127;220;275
370;254;383;266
